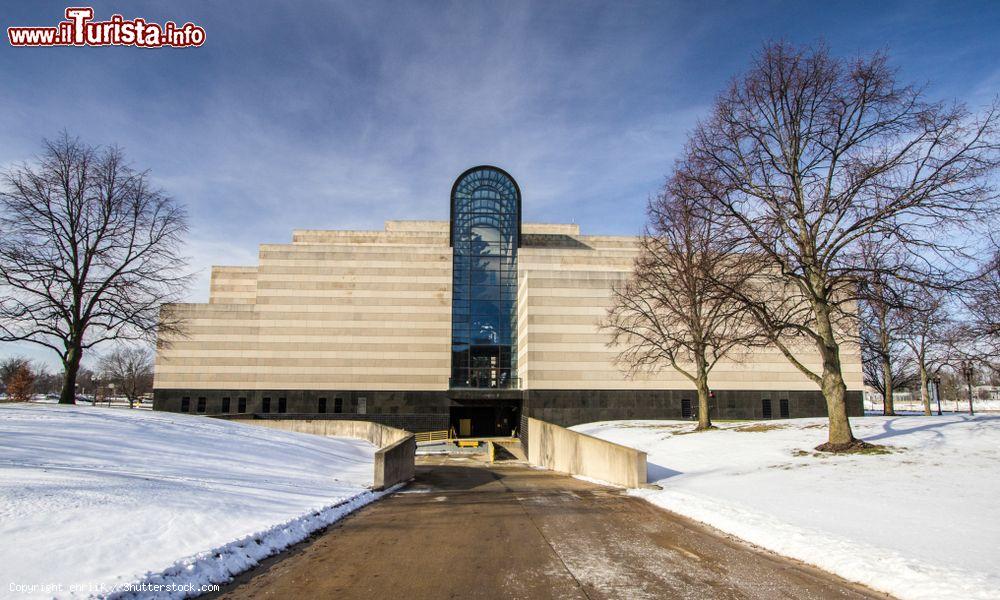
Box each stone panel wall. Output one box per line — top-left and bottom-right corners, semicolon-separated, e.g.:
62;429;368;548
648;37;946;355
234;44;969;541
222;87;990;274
154;219;865;431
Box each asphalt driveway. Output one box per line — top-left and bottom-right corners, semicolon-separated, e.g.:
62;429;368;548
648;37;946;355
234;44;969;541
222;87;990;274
211;455;889;599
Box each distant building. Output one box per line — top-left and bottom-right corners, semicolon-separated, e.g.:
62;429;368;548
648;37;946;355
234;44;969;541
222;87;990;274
153;166;864;434
974;386;1000;401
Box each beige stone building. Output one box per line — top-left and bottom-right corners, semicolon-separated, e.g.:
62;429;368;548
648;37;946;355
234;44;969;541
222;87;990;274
154;166;863;434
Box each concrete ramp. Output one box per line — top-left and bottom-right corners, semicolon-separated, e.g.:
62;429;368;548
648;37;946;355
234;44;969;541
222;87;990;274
210;457;885;600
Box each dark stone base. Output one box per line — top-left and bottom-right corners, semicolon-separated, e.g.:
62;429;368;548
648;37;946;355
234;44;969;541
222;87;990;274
514;388;862;455
153;389;452;433
522;389;864;429
154;388;863;433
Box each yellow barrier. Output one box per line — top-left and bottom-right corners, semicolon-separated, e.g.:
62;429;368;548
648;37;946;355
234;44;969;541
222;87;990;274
414;430;450;443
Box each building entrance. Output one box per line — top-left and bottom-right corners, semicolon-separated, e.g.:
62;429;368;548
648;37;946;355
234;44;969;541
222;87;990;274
449;401;520;438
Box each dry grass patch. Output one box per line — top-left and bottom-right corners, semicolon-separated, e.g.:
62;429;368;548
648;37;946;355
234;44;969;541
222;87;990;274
733;423;789;433
815;440;894;454
619;423;690;430
794;443;900;458
672;425;720;436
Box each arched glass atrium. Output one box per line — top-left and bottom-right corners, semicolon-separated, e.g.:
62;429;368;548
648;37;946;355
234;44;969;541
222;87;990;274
449;166;521;389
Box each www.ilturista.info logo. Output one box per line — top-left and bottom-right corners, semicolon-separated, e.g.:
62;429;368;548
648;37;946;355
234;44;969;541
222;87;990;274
8;7;205;48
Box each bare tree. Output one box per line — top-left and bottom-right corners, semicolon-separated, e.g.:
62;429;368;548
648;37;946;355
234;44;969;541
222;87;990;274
967;247;1000;358
97;344;153;408
940;322;995;414
858;242;914;416
33;368;62;395
677;42;999;450
861;338;914;412
0;134;190;404
79;368;100;401
603;182;763;430
900;288;952;415
29;364;59;399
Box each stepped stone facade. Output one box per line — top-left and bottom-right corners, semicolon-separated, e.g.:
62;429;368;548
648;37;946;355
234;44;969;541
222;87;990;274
154;167;863;433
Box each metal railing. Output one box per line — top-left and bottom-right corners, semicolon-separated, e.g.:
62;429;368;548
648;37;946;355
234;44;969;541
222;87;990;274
448;377;521;390
414;429;451;443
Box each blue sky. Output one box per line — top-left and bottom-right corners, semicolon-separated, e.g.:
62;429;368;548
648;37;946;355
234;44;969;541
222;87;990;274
1;0;998;369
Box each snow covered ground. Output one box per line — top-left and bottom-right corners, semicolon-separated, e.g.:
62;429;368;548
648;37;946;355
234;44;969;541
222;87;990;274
866;398;1000;413
573;415;1000;600
27;396;153;409
0;404;379;599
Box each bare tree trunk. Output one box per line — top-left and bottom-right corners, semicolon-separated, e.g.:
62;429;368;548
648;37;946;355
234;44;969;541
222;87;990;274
814;301;856;448
59;345;81;405
821;352;855;446
882;356;896;416
919;364;932;416
695;360;713;431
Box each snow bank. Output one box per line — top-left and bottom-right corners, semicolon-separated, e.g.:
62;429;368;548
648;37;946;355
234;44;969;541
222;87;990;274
866;399;1000;413
0;404;378;599
574;415;1000;600
107;488;392;600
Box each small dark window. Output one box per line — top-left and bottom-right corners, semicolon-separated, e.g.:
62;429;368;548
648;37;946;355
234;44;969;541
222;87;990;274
780;398;790;419
278;397;287;413
334;397;343;413
221;397;231;413
238;397;247;413
318;398;327;413
196;397;206;413
262;397;271;413
762;399;773;419
681;399;692;419
180;397;190;412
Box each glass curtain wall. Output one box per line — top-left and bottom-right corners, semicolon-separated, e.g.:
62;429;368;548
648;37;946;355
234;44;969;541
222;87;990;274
450;167;520;388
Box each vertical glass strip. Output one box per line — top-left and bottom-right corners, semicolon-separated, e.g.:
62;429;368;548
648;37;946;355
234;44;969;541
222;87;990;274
450;167;520;388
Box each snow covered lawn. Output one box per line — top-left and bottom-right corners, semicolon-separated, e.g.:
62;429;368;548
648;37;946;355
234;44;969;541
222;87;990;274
574;415;1000;600
0;404;379;599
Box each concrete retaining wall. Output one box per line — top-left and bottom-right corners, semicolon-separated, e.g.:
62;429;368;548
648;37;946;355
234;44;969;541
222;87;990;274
527;417;646;488
221;416;414;490
374;435;416;490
